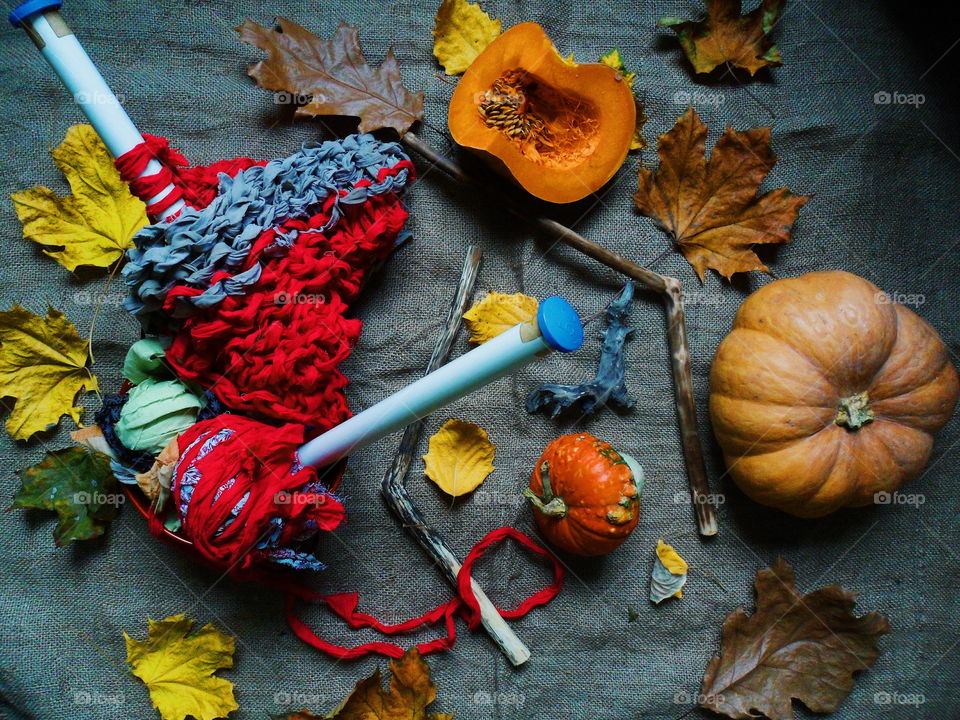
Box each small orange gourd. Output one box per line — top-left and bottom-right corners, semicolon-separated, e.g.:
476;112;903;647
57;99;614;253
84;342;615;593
448;23;636;204
710;271;959;518
524;433;643;556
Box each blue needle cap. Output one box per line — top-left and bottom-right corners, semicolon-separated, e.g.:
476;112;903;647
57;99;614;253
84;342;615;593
9;0;62;27
537;296;584;353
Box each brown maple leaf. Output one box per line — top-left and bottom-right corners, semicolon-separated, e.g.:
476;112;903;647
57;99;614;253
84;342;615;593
698;558;890;720
634;107;808;281
237;18;424;135
659;0;785;76
276;650;452;720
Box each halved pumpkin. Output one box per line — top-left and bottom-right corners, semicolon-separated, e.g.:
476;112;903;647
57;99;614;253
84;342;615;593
448;22;636;204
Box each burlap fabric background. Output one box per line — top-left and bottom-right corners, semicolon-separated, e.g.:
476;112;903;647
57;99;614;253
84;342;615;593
1;1;958;718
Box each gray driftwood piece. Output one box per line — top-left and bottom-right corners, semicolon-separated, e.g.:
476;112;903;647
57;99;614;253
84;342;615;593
380;246;532;666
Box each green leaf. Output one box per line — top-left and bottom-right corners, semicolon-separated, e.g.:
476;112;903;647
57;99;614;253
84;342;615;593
10;446;119;545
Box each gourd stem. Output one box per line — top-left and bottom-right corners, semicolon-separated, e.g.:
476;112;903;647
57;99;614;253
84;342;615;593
836;391;875;430
523;461;568;517
402;131;718;537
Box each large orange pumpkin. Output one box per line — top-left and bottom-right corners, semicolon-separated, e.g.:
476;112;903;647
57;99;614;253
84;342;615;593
448;23;635;204
710;271;958;518
524;433;643;556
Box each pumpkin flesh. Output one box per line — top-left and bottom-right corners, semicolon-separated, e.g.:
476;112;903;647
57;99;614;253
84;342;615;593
448;23;635;204
710;271;958;518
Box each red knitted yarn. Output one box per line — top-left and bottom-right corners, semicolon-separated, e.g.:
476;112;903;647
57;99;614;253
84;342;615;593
171;415;345;573
115;134;263;216
164;179;410;429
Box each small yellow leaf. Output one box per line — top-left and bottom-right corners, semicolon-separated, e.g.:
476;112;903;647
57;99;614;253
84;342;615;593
432;0;502;75
657;539;688;575
651;540;688;603
423;419;495;497
599;48;636;87
631;100;648;150
0;304;97;440
125;613;239;720
11;124;148;271
462;291;538;344
561;51;578;66
596;50;645;150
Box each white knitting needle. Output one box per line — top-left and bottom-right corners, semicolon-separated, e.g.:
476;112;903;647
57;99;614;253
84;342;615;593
11;1;185;221
297;297;583;467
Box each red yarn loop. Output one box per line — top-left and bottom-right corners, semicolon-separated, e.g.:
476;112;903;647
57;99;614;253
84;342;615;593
282;527;565;660
115;134;263;217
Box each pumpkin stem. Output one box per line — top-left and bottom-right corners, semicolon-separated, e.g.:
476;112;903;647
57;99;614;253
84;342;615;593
523;461;568;517
836;391;875;430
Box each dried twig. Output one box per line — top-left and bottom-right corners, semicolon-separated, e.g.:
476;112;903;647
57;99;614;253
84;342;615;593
380;246;532;665
402;132;717;537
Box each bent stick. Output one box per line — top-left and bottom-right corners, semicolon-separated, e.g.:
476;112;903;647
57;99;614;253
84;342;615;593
379;246;532;666
402;132;717;537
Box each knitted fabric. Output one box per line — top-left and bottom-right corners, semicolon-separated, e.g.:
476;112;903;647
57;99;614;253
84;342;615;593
170;415;345;573
116;133;414;427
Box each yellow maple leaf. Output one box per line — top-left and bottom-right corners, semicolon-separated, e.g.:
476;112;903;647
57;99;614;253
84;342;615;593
11;124;148;271
0;305;97;440
462;291;538;344
432;0;502;75
125;614;239;720
423;419;495;497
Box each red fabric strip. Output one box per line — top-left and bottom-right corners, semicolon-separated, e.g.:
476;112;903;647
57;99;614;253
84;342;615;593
281;526;565;660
